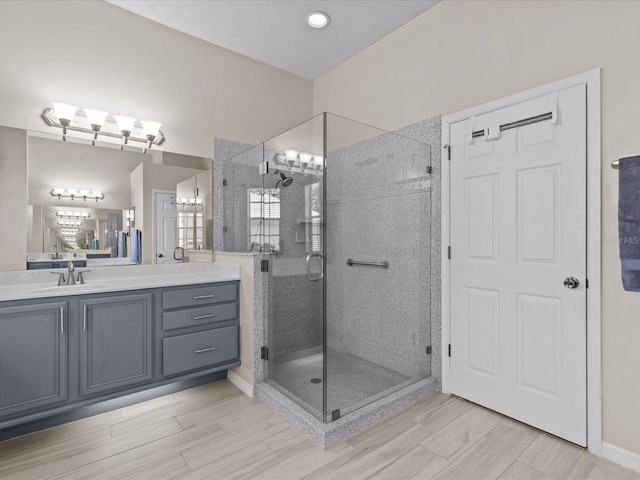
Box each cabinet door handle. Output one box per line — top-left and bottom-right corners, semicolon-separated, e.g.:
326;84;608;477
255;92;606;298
193;347;216;354
60;307;65;335
193;314;216;320
83;304;87;331
193;294;215;300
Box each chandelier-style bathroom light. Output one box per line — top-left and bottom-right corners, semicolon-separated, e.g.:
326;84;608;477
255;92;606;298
42;102;164;151
51;187;104;202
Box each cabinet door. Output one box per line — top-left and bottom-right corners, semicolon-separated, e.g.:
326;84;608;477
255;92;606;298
80;294;153;396
0;302;67;418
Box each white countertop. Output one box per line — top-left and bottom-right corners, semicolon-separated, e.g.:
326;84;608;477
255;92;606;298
0;262;240;302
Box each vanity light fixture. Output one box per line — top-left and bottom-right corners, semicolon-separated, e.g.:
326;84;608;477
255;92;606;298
58;220;82;227
51;102;79;141
113;115;137;150
299;152;312;172
42;103;164;151
56;210;91;219
140;120;162;153
176;197;203;206
83;108;109;146
273;150;323;175
51;187;104;202
284;149;299;170
306;11;330;29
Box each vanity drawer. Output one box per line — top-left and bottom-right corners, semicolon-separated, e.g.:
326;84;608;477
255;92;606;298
162;302;237;331
163;325;238;377
162;283;237;310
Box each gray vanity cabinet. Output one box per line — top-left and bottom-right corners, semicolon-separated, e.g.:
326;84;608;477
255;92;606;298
79;293;153;396
0;302;67;418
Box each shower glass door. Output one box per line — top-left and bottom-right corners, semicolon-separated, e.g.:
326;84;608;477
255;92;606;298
324;113;432;421
262;114;326;420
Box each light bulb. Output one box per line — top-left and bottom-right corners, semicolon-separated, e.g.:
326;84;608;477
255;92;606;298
83;108;108;127
51;102;78;122
140;120;162;137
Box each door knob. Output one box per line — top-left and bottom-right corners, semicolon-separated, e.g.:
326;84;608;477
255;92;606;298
158;253;164;258
564;277;580;289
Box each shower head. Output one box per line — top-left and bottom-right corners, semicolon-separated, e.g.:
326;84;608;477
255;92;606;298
275;171;294;188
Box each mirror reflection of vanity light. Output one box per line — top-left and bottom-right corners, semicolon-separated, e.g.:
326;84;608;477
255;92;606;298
56;210;91;219
57;220;83;227
50;187;104;201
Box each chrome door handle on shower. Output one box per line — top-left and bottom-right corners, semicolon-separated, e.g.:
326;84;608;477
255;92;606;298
306;252;324;281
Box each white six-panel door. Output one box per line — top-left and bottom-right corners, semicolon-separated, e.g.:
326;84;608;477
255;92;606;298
449;84;587;446
155;191;178;264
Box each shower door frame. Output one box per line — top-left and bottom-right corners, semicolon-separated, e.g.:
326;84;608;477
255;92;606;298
440;69;602;454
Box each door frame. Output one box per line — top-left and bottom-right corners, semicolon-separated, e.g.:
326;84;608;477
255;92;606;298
441;69;602;454
152;189;177;264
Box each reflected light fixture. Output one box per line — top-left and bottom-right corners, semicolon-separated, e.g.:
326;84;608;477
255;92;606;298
299;152;312;172
306;11;330;29
51;187;104;202
284;149;299;170
56;210;91;219
274;150;323;175
43;102;164;151
58;220;82;227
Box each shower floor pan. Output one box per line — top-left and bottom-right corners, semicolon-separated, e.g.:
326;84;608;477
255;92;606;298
270;347;410;417
255;348;439;448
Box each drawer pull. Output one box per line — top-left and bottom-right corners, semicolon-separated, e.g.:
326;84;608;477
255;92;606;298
193;347;217;354
193;294;215;300
193;314;216;320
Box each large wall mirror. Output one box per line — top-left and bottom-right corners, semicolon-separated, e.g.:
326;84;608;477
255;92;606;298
0;127;212;272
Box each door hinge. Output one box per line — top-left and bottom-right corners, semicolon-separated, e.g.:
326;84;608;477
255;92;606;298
223;226;228;233
261;259;269;272
444;144;451;161
585;278;589;289
260;346;269;360
448;246;451;260
448;344;452;357
332;409;341;421
426;166;433;175
223;179;227;186
426;345;432;355
259;161;269;176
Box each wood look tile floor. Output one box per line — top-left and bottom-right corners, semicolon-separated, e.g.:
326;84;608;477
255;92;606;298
0;380;636;480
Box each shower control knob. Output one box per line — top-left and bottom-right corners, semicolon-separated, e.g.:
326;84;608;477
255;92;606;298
563;277;579;289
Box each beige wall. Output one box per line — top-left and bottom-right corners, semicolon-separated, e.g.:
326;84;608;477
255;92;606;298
0;127;28;270
0;1;312;158
214;253;256;388
314;0;640;455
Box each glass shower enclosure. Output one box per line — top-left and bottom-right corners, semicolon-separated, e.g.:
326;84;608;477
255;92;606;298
225;113;432;422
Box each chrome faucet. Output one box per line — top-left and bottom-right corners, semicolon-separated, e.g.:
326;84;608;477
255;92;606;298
67;261;76;285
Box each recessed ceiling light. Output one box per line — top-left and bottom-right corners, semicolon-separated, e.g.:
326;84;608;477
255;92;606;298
306;11;330;29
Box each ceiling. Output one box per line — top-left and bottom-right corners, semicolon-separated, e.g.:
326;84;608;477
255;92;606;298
106;0;439;80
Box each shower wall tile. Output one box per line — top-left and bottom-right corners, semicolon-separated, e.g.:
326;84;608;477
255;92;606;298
325;115;441;382
213;137;255;252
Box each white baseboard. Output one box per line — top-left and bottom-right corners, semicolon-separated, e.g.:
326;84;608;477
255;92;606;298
227;370;254;398
602;442;640;473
